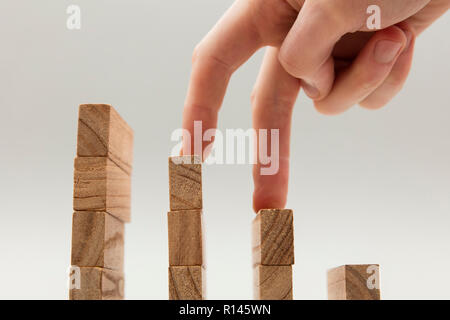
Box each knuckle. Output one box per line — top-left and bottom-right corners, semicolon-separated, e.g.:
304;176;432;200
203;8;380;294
308;0;340;21
383;73;407;91
308;0;361;32
357;70;383;92
360;79;381;93
251;93;296;117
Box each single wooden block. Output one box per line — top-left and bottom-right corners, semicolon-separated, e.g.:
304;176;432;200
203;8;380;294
77;104;134;175
169;156;202;211
168;266;205;300
168;210;203;266
254;265;292;300
73;157;131;222
252;209;294;266
71;211;124;270
327;264;381;300
69;267;124;300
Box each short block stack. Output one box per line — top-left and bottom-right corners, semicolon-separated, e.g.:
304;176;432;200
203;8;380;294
70;104;133;300
327;264;381;300
252;209;294;300
167;156;205;300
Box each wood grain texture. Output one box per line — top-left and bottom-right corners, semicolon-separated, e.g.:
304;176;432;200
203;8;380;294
77;104;134;175
252;209;294;266
169;266;205;300
327;264;381;300
71;211;124;270
168;210;203;266
254;265;292;300
169;156;202;211
69;267;124;300
73;157;131;222
327;265;346;300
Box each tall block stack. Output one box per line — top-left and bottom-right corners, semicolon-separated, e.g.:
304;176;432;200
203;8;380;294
69;104;133;300
252;209;294;300
167;156;205;300
327;264;381;300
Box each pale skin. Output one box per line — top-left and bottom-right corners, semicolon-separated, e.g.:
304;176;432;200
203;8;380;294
181;0;450;212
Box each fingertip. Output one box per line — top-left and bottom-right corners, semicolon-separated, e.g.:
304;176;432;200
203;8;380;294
278;48;302;79
371;26;407;66
313;101;345;115
302;80;321;99
253;192;287;214
252;167;289;213
379;25;408;43
301;57;335;101
358;99;387;110
359;26;416;111
395;21;417;48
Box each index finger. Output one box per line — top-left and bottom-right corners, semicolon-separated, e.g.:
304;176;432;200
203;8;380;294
182;0;264;157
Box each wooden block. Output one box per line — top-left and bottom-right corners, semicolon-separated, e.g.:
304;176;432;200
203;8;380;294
168;266;205;300
252;209;294;266
73;157;131;222
254;265;292;300
77;104;134;175
169;156;202;211
327;264;381;300
71;211;124;270
168;210;203;266
69;267;124;300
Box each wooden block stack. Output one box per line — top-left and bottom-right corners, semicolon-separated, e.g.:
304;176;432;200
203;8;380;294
327;264;381;300
252;209;294;300
69;104;133;300
167;155;205;300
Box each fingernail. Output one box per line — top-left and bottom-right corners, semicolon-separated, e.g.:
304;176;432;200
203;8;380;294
403;31;413;52
302;81;320;99
374;40;403;64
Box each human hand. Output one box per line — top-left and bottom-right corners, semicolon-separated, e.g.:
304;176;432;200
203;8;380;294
278;0;449;112
181;0;450;212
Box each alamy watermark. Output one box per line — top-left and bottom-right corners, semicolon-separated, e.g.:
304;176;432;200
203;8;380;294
68;265;81;290
66;5;81;30
366;5;381;30
366;264;380;290
170;121;280;176
65;4;381;31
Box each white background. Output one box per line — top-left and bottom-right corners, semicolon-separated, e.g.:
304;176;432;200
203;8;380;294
0;1;449;299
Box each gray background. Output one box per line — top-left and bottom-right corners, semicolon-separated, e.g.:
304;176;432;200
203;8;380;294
0;1;449;299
